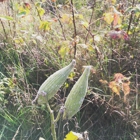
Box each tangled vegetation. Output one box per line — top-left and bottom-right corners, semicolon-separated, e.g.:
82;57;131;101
0;0;140;139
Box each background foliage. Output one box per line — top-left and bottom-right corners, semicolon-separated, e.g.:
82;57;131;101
0;0;140;139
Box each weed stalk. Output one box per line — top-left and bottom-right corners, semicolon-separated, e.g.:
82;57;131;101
70;0;77;58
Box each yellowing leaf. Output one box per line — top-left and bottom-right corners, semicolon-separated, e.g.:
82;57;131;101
68;72;75;81
107;0;116;4
61;14;72;24
39;21;51;31
64;131;83;140
58;46;69;58
104;12;114;24
88;45;95;51
111;0;116;4
35;2;42;7
113;13;121;26
74;14;84;20
18;6;30;15
38;7;45;16
14;37;24;44
109;81;121;97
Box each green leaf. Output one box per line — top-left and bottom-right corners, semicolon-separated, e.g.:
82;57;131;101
17;11;26;17
38;7;45;16
39;21;51;31
0;16;14;21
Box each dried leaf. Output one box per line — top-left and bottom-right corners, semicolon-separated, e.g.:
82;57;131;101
109;81;121;97
114;73;124;83
113;13;121;26
108;30;129;40
99;79;108;85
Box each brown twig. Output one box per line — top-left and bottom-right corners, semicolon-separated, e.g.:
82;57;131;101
127;0;135;34
70;0;77;58
57;18;66;40
85;0;96;44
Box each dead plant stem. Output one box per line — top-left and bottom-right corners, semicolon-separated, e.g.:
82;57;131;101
85;1;96;44
70;0;77;58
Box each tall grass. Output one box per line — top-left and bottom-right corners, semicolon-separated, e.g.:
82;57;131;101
0;0;140;139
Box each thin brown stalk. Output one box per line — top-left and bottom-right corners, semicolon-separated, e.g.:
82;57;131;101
85;0;96;44
70;0;77;58
127;0;135;34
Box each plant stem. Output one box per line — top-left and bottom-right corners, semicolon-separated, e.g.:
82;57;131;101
0;19;8;40
46;101;57;140
70;0;77;58
127;0;135;34
135;68;139;109
85;1;96;44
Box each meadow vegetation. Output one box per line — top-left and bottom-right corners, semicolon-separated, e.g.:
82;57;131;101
0;0;140;139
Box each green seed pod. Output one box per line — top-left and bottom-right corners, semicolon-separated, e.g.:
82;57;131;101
63;66;91;120
37;60;76;105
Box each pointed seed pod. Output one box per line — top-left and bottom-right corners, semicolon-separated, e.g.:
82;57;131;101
63;66;91;119
37;60;76;105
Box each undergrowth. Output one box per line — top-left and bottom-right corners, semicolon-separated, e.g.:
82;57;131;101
0;0;140;139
